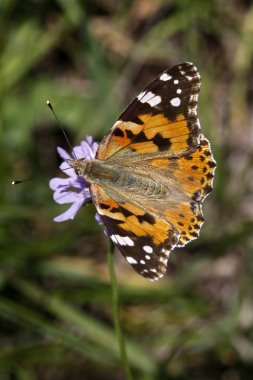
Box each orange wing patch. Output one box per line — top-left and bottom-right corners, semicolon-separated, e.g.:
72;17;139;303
97;120;143;160
147;135;216;246
90;183;180;280
91;184;175;246
135;113;193;157
97;113;199;160
118;213;171;246
138;114;187;138
129;140;159;154
164;201;204;246
150;135;216;202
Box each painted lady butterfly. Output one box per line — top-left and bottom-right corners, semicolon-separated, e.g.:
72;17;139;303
71;62;216;281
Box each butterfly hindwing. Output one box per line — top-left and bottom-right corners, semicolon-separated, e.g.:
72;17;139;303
90;183;179;280
97;62;201;161
145;135;216;246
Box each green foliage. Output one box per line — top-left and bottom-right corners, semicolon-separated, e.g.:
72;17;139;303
1;0;253;379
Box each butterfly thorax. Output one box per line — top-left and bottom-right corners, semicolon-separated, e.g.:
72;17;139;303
70;158;167;197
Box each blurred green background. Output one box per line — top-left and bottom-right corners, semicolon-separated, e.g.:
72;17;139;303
1;0;253;379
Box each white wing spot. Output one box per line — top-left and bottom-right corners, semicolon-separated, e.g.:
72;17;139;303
190;94;198;102
174;79;179;84
111;234;134;246
143;245;153;254
140;260;146;265
145;255;151;260
160;73;172;81
137;91;145;100
126;256;137;264
140;91;161;107
117;235;125;245
176;88;182;94
161;248;171;257
159;256;168;265
170;97;181;107
140;91;154;103
124;236;134;246
111;235;117;244
148;95;161;107
186;75;193;81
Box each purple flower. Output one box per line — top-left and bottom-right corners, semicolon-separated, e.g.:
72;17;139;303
49;136;103;224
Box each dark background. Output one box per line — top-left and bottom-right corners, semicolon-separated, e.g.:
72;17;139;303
1;0;253;379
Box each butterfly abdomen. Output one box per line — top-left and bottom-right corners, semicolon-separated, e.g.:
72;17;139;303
84;159;167;197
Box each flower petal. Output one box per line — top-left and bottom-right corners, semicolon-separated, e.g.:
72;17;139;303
54;200;84;222
51;136;99;223
73;145;85;159
60;161;76;177
53;188;81;204
85;135;93;145
81;141;95;159
76;175;90;189
54;203;82;222
95;212;103;225
57;147;71;160
92;142;99;155
49;177;72;191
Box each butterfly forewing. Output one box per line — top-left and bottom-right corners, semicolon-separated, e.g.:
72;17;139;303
97;62;201;161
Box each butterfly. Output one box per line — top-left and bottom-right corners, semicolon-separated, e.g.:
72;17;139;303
71;62;216;281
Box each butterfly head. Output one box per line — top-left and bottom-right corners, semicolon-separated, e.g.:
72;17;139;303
69;158;89;178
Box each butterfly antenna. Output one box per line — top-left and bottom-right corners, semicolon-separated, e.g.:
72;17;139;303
47;100;77;159
11;179;31;185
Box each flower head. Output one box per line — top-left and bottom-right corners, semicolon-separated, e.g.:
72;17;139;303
49;136;103;224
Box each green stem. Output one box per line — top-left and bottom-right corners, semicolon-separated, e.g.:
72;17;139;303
108;240;133;380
